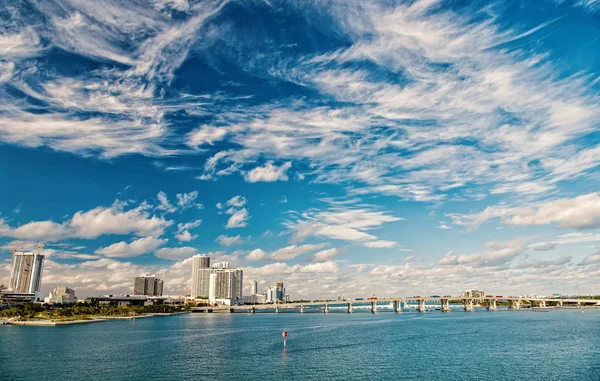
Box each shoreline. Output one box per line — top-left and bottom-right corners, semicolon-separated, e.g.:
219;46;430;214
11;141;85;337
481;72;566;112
1;311;190;326
9;318;107;326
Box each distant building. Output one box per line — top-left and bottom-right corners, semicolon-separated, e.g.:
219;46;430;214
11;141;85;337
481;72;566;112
208;269;243;305
275;282;285;302
461;289;485;302
85;295;186;306
44;286;77;304
243;294;266;304
133;275;163;296
190;255;211;298
8;250;45;295
190;255;243;305
212;262;229;269
250;280;258;296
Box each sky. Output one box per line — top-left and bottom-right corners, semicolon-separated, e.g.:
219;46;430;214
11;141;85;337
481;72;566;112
0;0;599;299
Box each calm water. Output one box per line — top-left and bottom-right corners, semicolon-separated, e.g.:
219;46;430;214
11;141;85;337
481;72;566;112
1;309;599;380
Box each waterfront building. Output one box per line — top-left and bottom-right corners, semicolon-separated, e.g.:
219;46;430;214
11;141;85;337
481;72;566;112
212;262;230;269
44;286;77;304
191;255;243;305
461;289;485;303
85;295;186;306
275;282;285;302
265;285;276;304
133;275;163;296
243;294;266;304
208;268;243;305
191;255;212;298
250;280;258;296
8;250;45;295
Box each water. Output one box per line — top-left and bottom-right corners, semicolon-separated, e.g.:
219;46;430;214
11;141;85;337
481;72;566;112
1;309;599;380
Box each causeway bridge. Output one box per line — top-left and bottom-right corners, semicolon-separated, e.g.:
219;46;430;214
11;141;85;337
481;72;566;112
190;296;600;313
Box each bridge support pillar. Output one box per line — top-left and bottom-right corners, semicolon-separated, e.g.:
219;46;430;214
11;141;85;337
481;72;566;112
347;303;353;314
463;299;474;312
440;299;451;312
324;304;329;314
417;299;426;312
300;306;304;313
394;300;402;313
509;300;521;310
275;306;280;314
486;299;497;311
371;301;377;313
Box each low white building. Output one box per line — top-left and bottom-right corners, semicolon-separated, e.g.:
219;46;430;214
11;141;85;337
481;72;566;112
44;286;77;304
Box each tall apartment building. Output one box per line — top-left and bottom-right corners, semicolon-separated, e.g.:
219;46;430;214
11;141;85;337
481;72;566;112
275;282;285;302
133;275;163;296
250;280;258;296
190;255;211;298
207;269;243;305
8;250;45;294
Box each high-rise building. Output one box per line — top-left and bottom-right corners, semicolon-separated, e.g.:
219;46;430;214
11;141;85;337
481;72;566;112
44;286;77;304
190;255;211;298
8;250;45;294
265;285;276;304
207;268;243;305
212;262;229;269
191;255;242;304
250;280;258;295
133;275;163;296
275;282;285;302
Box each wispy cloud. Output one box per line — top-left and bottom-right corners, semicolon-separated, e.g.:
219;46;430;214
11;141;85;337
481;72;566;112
449;192;600;229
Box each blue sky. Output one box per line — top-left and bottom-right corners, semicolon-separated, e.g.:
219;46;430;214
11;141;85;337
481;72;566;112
0;0;599;298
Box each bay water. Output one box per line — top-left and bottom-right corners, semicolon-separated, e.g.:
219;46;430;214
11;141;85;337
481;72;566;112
1;309;599;380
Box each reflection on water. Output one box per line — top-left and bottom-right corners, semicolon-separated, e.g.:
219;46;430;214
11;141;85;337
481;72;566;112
1;310;599;380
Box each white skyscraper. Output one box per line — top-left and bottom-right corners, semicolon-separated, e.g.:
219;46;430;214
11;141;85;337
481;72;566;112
8;251;45;295
250;280;258;295
207;268;243;305
190;255;212;298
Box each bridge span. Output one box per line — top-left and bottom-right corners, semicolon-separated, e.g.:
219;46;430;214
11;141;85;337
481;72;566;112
190;296;600;314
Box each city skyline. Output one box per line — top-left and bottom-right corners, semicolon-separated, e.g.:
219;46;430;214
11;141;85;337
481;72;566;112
1;0;600;299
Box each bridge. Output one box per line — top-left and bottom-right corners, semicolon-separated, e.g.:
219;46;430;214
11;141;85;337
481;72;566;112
190;296;600;313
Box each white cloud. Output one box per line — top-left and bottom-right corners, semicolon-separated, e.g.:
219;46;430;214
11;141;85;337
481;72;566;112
529;242;557;252
70;203;172;238
247;249;267;262
286;205;402;243
176;191;199;209
310;247;346;262
245;161;292;182
579;251;600;266
362;240;397;248
0;202;172;242
246;243;328;262
215;235;244;246
226;196;247;208
155;247;198;260
226;208;249;229
186;125;228;147
175;230;197;242
244;261;339;275
95;237;166;258
450;193;600;229
439;239;526;267
157;191;176;213
176;219;202;233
